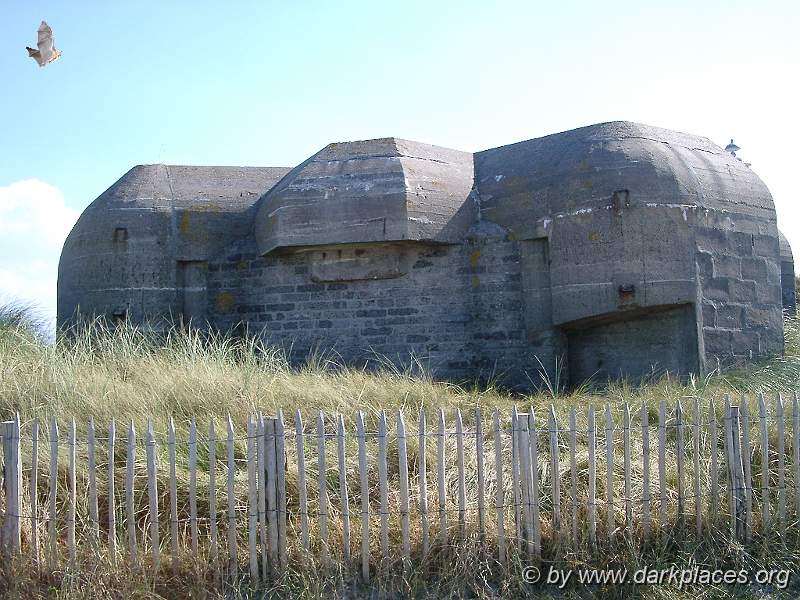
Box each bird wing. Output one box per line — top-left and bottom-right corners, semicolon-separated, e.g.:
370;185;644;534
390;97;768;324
26;46;45;66
37;21;54;55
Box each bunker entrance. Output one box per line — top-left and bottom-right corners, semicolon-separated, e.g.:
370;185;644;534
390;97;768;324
564;304;698;386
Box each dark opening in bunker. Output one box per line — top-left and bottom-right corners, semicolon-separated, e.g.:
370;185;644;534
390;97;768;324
564;304;699;386
113;227;128;244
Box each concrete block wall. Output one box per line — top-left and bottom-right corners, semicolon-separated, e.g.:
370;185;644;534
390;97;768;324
207;240;477;380
462;231;533;387
695;213;784;369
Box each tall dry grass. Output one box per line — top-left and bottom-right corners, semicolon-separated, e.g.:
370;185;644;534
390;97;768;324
0;305;799;599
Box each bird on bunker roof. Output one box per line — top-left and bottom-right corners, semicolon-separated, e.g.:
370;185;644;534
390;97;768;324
26;21;61;67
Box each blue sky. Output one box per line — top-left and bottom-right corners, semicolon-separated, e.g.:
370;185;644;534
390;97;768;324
1;0;798;326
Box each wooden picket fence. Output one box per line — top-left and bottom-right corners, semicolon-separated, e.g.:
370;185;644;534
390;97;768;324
0;392;799;586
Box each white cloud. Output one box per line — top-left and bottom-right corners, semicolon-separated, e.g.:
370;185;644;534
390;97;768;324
0;180;80;328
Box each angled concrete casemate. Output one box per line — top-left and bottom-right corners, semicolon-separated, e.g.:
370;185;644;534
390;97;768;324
58;121;796;388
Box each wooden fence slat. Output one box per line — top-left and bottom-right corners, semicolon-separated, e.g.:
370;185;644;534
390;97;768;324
2;421;7;546
14;414;22;553
676;400;685;524
549;405;561;536
709;399;718;522
378;411;389;558
456;408;467;539
256;415;267;580
758;392;770;533
658;400;667;528
587;407;597;548
88;417;99;546
794;393;800;521
275;410;288;570
511;407;521;543
126;421;137;564
355;411;369;581
3;415;22;555
418;410;430;556
48;417;58;571
693;399;701;536
518;411;533;557
623;403;632;532
641;401;650;539
604;403;614;540
337;414;351;563
227;415;238;580
31;418;40;567
397;410;410;560
108;419;117;566
208;420;219;582
246;417;259;585
168;418;179;575
723;397;734;536
528;409;541;558
146;419;160;572
568;407;578;545
776;394;786;537
476;407;486;539
189;416;199;561
622;404;634;536
493;409;505;564
728;406;747;540
294;410;309;554
733;406;748;540
317;411;330;567
437;409;447;546
740;395;753;542
266;417;279;574
256;412;269;581
68;418;76;567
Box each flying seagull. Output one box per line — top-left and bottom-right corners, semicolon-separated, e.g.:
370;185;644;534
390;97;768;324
26;21;61;67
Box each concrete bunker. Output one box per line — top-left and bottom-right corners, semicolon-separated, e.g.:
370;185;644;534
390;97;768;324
58;121;793;389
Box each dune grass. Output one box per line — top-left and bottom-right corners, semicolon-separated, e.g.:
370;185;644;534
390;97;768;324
0;306;798;599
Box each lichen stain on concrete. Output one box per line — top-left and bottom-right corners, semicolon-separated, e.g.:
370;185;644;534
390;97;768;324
236;260;248;271
178;209;210;242
215;291;235;313
471;275;480;288
469;249;481;268
179;211;192;235
589;231;601;241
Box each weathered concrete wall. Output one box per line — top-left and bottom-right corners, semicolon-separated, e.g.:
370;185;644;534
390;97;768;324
208;239;476;379
58;121;793;389
474;121;784;381
779;230;797;315
695;214;784;368
566;305;698;384
58;165;290;327
254;139;475;255
208;228;543;388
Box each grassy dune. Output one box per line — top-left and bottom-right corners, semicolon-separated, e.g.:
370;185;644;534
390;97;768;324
0;307;798;599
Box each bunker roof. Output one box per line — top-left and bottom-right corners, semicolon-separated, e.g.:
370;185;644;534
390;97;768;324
92;164;292;211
